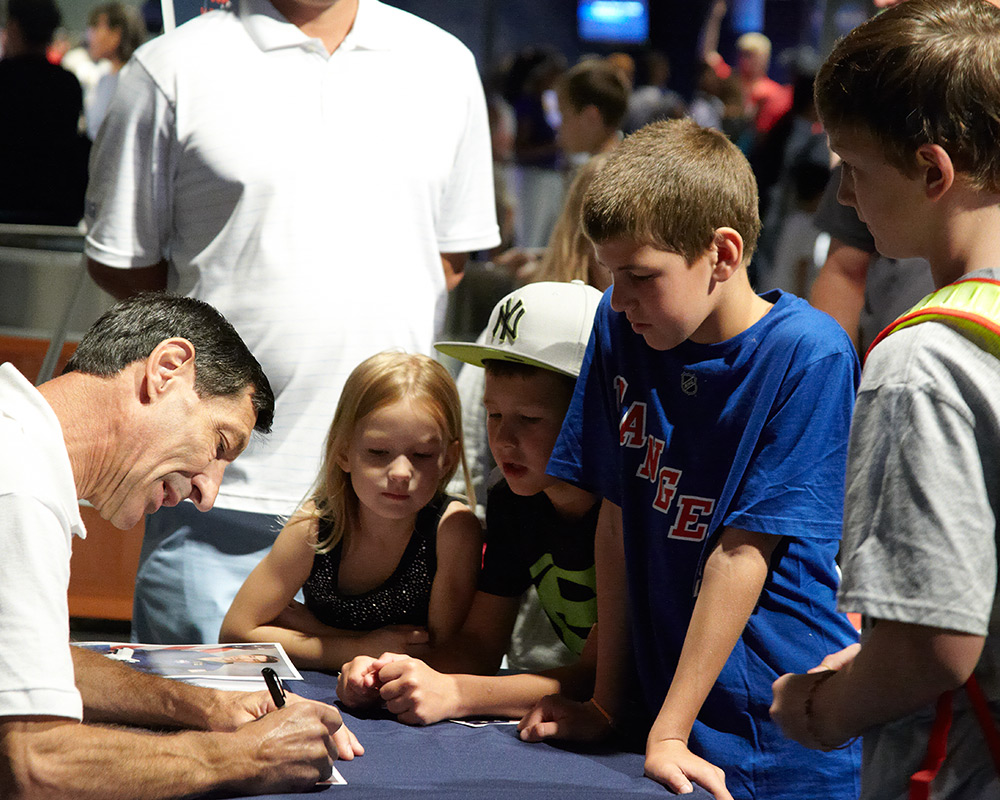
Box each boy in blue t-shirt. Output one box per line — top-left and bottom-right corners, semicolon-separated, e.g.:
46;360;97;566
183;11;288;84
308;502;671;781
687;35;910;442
517;118;861;800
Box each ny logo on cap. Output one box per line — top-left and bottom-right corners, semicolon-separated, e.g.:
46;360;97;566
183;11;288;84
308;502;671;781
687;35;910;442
493;298;525;344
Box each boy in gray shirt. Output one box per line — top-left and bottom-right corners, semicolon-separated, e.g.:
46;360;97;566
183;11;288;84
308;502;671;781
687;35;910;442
771;2;1000;798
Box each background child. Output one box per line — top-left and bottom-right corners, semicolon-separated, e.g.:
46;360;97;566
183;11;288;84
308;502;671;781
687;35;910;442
336;281;603;725
517;119;861;800
221;352;483;670
771;2;1000;798
555;58;630;159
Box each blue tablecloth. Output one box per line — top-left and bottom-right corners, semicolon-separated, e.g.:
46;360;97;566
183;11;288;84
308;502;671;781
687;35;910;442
249;670;711;800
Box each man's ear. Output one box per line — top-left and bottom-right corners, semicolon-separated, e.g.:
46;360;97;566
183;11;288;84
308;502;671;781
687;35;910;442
711;228;745;281
143;338;197;403
916;143;954;202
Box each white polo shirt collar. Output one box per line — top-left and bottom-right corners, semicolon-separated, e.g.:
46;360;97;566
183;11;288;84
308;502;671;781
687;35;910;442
239;0;398;55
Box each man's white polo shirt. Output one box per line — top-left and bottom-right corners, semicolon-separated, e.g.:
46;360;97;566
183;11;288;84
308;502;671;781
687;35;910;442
0;364;85;720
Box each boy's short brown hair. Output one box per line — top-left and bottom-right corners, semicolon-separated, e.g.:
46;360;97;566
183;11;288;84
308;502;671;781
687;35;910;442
557;59;630;129
482;360;576;415
581;118;760;263
816;0;1000;193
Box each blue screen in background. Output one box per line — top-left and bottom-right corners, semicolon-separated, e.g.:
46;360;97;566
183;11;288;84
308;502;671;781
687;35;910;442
578;0;650;44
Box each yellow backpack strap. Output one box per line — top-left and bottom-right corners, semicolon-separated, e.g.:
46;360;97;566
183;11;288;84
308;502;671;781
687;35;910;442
865;278;1000;364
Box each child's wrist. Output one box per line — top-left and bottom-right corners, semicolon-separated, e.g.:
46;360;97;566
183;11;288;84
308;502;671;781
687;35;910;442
588;696;615;730
804;670;855;751
647;729;690;748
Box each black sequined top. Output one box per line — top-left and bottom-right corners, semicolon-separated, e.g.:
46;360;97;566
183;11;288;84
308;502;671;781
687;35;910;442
301;495;452;631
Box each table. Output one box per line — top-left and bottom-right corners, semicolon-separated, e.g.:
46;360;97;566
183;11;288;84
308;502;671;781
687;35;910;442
250;671;711;800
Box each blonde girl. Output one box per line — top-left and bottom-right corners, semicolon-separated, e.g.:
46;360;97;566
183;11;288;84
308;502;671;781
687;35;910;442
221;352;482;669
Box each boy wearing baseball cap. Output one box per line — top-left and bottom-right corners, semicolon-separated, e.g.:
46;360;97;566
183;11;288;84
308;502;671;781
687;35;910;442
336;280;604;724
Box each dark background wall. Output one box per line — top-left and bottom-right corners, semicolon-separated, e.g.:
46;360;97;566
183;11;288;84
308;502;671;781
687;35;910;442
385;0;875;98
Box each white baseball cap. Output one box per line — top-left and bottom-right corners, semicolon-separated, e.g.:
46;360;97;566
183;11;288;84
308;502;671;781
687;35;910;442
435;280;603;378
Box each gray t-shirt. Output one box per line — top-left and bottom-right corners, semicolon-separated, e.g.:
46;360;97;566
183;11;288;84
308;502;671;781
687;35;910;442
839;268;1000;799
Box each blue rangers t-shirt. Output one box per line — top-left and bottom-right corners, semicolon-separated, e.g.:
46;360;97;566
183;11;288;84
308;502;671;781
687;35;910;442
549;289;862;800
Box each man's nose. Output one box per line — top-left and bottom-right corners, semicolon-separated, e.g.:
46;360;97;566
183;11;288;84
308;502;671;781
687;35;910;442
189;459;226;511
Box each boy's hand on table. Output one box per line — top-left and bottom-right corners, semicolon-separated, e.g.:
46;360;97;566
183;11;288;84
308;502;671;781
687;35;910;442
517;695;612;743
375;656;459;725
644;738;732;800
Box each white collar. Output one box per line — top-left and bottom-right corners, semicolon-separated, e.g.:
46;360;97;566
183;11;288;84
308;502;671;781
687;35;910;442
239;0;397;54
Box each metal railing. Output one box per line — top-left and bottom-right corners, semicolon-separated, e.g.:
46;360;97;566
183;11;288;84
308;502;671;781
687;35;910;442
0;223;88;384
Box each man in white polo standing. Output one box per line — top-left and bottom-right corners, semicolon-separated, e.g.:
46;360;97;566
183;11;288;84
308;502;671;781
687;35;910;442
85;0;499;643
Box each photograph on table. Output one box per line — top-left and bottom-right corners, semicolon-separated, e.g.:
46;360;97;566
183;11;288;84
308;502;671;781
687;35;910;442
73;641;301;680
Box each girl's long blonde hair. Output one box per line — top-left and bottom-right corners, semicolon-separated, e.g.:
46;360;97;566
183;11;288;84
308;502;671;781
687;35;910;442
307;351;473;553
532;153;612;289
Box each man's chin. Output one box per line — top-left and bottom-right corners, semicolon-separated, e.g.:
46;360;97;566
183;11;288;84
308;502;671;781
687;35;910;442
107;501;153;530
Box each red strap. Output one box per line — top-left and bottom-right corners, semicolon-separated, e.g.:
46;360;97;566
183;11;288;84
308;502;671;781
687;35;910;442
965;674;1000;776
910;691;954;800
909;678;1000;799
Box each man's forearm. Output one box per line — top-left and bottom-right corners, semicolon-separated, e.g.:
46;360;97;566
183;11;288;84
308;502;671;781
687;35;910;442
87;258;168;300
73;647;220;730
0;720;249;800
808;240;871;351
440;252;469;292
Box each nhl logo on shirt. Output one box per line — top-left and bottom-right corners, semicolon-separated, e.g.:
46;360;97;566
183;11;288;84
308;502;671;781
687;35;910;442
680;371;697;396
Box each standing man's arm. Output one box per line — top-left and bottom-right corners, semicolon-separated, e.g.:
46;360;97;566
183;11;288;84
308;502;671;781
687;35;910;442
808;163;879;352
441;252;469;291
84;56;175;302
808;238;872;352
87;258;168;300
433;42;500;284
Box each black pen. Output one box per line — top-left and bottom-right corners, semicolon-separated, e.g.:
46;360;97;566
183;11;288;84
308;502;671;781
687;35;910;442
262;667;286;708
